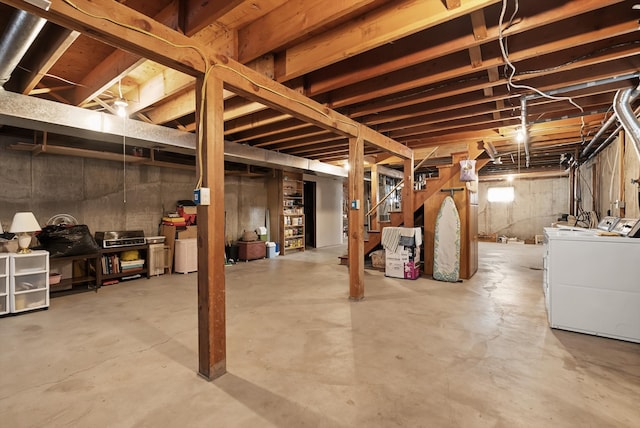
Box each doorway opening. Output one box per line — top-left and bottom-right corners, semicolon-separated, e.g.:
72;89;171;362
304;181;316;248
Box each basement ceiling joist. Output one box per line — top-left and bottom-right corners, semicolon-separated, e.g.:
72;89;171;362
0;0;637;176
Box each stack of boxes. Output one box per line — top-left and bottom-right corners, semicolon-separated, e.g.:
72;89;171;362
381;227;422;280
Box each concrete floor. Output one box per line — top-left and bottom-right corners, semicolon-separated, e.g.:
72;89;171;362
1;242;639;427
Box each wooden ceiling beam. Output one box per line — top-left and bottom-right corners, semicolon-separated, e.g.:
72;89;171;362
278;0;501;81
304;0;624;97
349;55;638;120
230;118;309;143
238;0;381;64
7;0;412;158
251;127;327;146
183;0;245;36
71;0;181;106
124;68;195;115
328;17;639;108
224;111;290;135
256;134;344;151
371;91;616;133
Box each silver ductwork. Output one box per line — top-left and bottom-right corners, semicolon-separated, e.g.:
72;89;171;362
0;88;347;177
581;111;618;158
0;9;47;87
613;85;640;161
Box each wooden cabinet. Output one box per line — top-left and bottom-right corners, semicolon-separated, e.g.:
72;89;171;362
49;253;100;293
9;250;49;313
99;245;149;285
237;240;266;261
281;172;305;254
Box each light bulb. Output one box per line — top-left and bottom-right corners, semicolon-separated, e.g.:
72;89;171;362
114;98;128;117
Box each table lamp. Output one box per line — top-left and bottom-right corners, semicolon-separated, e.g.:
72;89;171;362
9;212;41;253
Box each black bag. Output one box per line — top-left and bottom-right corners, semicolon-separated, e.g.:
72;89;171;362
36;224;101;257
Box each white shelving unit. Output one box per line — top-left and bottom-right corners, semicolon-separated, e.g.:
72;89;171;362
10;250;49;314
0;254;9;315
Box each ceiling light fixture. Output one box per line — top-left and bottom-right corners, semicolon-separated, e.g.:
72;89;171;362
114;98;128;117
114;78;128;117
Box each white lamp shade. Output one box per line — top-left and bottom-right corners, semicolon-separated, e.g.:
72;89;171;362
0;222;3;234
9;212;41;233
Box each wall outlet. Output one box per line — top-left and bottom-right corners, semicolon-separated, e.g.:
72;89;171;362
194;187;211;205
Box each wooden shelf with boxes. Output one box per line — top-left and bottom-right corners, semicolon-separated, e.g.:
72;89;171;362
99;244;149;285
281;172;305;254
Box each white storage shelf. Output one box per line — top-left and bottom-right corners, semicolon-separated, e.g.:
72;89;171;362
9;251;49;314
0;254;8;315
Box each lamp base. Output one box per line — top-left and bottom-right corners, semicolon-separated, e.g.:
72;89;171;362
16;232;33;253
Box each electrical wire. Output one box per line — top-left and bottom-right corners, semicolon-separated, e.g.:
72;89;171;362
497;0;586;143
122;111;126;203
62;0;362;192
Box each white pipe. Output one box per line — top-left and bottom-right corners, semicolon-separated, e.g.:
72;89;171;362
521;97;530;167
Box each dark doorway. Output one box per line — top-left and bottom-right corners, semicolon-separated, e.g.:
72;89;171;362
304;181;316;248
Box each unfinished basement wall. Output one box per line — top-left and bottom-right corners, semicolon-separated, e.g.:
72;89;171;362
303;174;344;248
0;138;195;236
578;135;640;221
478;177;569;241
224;175;269;243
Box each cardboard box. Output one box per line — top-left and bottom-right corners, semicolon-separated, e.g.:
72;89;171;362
177;226;197;239
385;246;421;280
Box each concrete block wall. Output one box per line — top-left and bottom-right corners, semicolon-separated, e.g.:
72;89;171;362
0;139;270;241
0;138;345;248
0;139;195;237
478;177;569;241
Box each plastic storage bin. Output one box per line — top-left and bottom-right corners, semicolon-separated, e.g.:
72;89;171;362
266;242;277;258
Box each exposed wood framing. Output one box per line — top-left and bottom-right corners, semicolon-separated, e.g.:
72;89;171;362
279;0;500;81
370;163;379;232
348;137;364;301
196;75;227;380
403;155;415;227
7;0;411;159
72;0;180;106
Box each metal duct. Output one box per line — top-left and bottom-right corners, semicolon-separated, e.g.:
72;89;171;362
613;85;640;161
0;9;47;87
581;111;618;158
588;124;623;161
0;88;347;177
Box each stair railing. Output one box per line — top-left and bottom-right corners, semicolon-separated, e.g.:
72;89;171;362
365;146;439;219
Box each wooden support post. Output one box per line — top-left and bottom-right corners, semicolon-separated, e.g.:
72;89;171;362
196;74;226;380
370;163;379;231
403;155;415;227
348;137;364;301
618;130;626;218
